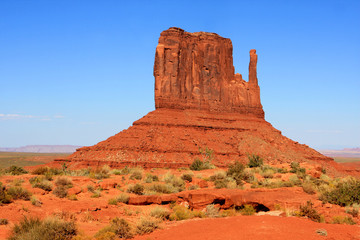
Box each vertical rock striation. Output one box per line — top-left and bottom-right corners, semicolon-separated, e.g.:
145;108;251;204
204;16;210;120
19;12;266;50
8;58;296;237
154;27;264;118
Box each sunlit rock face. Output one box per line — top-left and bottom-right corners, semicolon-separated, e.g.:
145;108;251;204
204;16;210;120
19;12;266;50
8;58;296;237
154;27;264;118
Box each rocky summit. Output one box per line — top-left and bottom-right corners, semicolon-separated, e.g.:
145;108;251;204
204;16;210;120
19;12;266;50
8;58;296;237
60;27;331;168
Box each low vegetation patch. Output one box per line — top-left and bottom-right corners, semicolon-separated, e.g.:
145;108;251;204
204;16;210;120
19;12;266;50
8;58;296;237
95;217;133;239
127;183;144;195
136;217;159;235
189;158;214;171
7;186;31;200
320;178;360;206
331;216;356;225
297;201;323;223
150;206;171;220
6;165;28;175
247;154;263;168
8;217;77;240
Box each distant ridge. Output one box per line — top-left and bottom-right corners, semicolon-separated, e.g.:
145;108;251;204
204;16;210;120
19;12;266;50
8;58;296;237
319;147;360;158
0;145;82;153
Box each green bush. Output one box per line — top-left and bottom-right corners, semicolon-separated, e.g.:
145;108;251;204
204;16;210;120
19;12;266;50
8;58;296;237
189;158;214;171
214;179;228;189
332;216;356;225
129;170;143;180
8;217;77;240
248;154;263;168
169;205;194;221
320;178;360;206
53;186;68;198
227;161;245;186
150;206;171;220
55;176;73;188
95;217;133;239
0;218;9;225
163;173;185;192
298;201;322;222
116;193;130;204
31;166;50;175
33;180;53;191
144;173;159;183
238;204;256;215
181;173;193;182
7;187;31;200
147;183;176;194
6;166;28;175
127;184;144;195
136;217;159;235
0;182;12;204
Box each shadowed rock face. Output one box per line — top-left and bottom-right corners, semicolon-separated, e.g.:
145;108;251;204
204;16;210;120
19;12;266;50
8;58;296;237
154;27;264;118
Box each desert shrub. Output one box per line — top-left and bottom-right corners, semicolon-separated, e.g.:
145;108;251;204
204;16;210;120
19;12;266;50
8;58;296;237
320;178;360;206
0;182;12;204
95;217;133;239
12;179;24;186
150;206;171;220
147;183;176;194
181;173;193;182
238;204;256;215
33;180;53;191
345;205;359;217
108;198;118;205
127;183;144;195
242;169;255;183
91;190;102;198
227;161;245;186
209;171;226;182
53;186;68;198
87;185;95;193
118;166;131;175
129;169;143;180
0;218;9;225
332;216;356;225
289;175;301;185
163;172;185;192
31;166;50;175
205;204;220;218
261;169;275;179
55;176;73;188
6;165;28;175
29;176;45;184
90;165;111;180
276;168;288;174
144;173;158;183
290;162;306;176
8;217;77;240
169;205;194;221
302;181;316;195
111;169;122;176
189;158;214;171
248;154;263;168
7;186;31;200
214;179;228;189
31;196;42;206
136;217;159;235
188;184;199;190
116;193;130;204
67;194;78;201
298;201;322;222
221;208;237;217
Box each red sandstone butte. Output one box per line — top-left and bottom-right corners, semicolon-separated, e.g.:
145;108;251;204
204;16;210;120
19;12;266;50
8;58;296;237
154;27;263;118
60;27;331;168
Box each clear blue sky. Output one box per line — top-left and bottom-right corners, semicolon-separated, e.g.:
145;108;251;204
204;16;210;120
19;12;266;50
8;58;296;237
1;0;359;150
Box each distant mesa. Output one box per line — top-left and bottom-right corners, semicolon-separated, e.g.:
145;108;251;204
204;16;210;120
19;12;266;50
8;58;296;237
60;27;331;168
0;145;82;153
